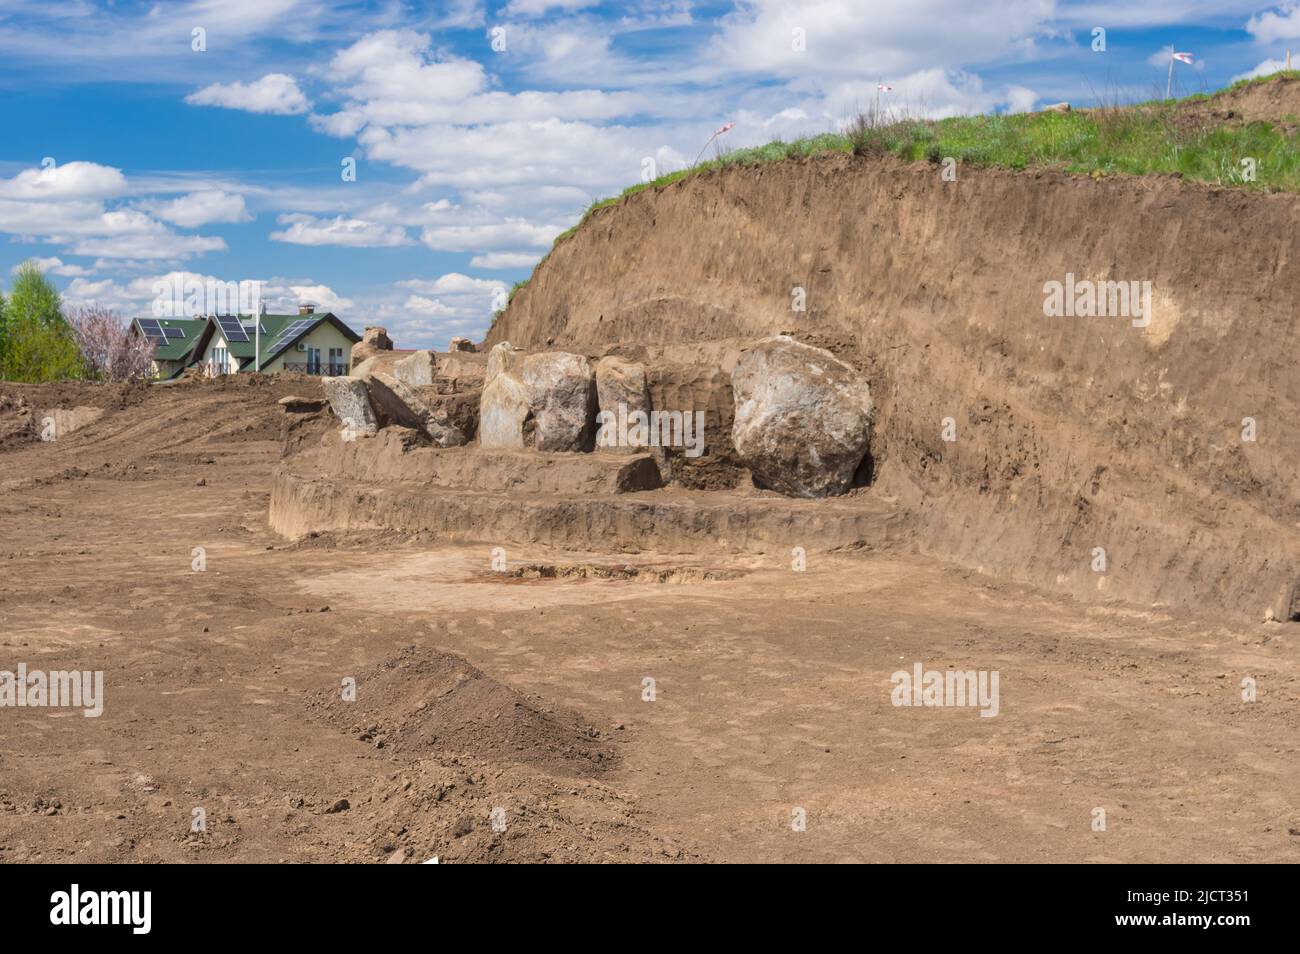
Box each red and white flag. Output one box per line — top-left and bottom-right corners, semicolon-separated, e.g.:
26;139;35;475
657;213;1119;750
1172;51;1193;64
713;121;735;137
877;83;893;91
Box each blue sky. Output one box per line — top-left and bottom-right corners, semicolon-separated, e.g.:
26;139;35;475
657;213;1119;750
1;0;1297;348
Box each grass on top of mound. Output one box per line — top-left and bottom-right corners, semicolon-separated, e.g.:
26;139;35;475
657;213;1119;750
488;82;1300;327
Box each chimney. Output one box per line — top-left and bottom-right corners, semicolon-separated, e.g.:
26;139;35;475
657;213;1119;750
298;304;315;316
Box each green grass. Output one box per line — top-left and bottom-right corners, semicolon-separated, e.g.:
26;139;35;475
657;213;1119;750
502;80;1300;306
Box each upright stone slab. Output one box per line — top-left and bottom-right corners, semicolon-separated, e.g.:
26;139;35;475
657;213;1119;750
479;370;532;448
596;356;651;454
322;376;378;441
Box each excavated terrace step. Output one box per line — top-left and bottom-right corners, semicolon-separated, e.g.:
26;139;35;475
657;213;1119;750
315;429;662;495
269;469;910;555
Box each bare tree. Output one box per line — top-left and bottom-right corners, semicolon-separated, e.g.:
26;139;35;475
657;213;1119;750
66;305;155;381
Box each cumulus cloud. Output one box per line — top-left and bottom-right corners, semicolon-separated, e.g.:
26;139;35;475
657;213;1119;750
0;161;128;201
269;213;412;247
469;251;542;269
17;256;92;277
1246;3;1300;43
0;162;229;265
504;0;602;17
419;218;565;251
148;190;251;227
185;73;310;115
1232;58;1288;82
59;270;355;320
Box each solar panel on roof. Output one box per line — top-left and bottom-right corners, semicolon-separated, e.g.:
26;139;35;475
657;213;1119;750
216;315;249;342
164;327;185;339
138;319;167;342
269;319;316;351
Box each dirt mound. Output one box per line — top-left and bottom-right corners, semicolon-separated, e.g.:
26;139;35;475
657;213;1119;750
325;758;691;863
1186;72;1300;124
489;154;1300;619
0;375;325;489
306;646;618;777
0;392;38;449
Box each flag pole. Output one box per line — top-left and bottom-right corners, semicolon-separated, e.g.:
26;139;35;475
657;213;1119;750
1166;50;1175;100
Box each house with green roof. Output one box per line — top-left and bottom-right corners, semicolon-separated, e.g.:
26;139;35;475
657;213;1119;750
131;306;360;378
129;317;207;379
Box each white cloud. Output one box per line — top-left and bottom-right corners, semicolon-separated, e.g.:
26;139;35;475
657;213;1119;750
149;190;251;227
403;295;458;316
469;251;542;269
398;273;505;295
0;162;229;265
1247;4;1300;43
186;73;310;115
707;0;1059;82
17;256;92;277
504;0;601;17
271;282;355;313
269;213;412;247
1232;58;1288;82
419;218;565;251
58;270;356;320
0;161;128;201
71;232;228;260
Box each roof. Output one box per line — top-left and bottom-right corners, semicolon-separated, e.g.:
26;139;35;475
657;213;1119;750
130;317;207;362
187;313;361;371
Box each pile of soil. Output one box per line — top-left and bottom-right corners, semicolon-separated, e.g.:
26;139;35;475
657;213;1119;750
0;393;38;450
325;757;690;864
304;646;690;862
306;645;617;777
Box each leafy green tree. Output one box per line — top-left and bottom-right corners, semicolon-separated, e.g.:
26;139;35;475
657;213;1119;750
6;260;63;327
0;289;8;365
0;261;84;382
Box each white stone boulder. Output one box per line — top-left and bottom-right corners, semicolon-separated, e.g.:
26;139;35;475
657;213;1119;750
595;356;651;453
485;341;526;384
522;352;597;452
392;350;438;388
368;372;467;447
351;326;393;366
730;335;873;498
322;376;379;440
479;370;533;449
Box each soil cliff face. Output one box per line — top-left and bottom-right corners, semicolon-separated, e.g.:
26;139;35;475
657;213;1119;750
489;155;1300;618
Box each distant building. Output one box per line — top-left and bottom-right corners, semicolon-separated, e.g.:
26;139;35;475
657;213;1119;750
128;317;207;379
131;306;361;378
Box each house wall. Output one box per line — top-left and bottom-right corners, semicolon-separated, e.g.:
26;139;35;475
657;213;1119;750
261;323;355;374
202;330;236;375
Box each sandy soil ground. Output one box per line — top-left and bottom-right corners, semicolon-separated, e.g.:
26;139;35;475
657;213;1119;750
0;379;1297;863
